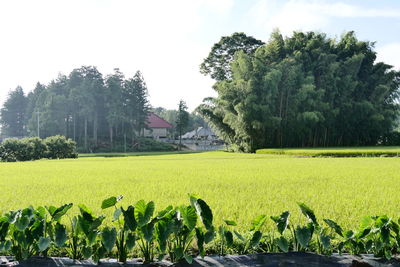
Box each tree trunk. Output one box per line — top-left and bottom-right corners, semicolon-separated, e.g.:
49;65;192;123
93;113;98;146
109;126;113;150
84;117;88;152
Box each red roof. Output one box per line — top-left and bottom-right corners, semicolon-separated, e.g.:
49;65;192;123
147;113;173;128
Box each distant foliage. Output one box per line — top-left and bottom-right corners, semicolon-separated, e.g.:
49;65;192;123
0;136;77;162
198;31;400;152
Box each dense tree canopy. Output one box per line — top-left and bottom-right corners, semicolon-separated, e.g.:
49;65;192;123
198;31;400;152
1;66;151;152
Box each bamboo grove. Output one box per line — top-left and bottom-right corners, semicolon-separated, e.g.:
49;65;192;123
198;31;400;152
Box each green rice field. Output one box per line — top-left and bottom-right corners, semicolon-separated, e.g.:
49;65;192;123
1;150;399;231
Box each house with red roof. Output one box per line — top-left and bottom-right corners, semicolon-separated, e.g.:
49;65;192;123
144;113;173;139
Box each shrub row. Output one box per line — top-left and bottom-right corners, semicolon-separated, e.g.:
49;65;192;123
0;196;398;264
0;135;77;162
256;147;400;157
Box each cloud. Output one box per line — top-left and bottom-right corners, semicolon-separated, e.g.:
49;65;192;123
246;0;400;36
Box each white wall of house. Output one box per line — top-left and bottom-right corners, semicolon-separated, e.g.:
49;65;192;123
144;128;168;138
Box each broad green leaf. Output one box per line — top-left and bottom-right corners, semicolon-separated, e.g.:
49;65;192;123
298;203;318;225
193;199;213;230
113;208;122;222
126;232;136;250
122;206;137;231
78;204;94;221
47;203;73;221
0;220;10;240
195;227;205;258
179;206;197;230
135;200;155;227
38;236;51;252
320;234;331;249
271;211;290;235
101;227;117;252
184;254;193;264
204;227;215;243
82;246;92;259
141;222;155;243
251;215;267;231
15;215;30;231
295;226;311;248
225;230;233;248
234;230;245;242
249;231;262;248
224;220;237;226
276;236;289;252
54;223;68;248
344;230;354;239
174;246;184;260
101;196;117;209
323;219;343;237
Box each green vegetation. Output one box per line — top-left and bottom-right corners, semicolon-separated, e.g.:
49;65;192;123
1;194;400;263
0;135;77;162
257;146;400;157
0;151;399;232
198;31;400;152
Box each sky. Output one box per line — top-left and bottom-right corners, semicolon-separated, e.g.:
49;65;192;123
0;0;399;111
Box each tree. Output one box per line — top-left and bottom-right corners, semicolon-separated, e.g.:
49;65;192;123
200;32;264;81
0;87;27;137
198;31;400;152
176;100;189;149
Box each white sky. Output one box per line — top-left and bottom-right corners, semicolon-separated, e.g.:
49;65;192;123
0;0;399;111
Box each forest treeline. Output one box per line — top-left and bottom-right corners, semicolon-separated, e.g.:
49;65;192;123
0;67;151;151
198;31;400;152
0;66;207;152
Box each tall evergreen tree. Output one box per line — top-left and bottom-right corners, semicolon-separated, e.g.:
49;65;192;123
0;86;27;137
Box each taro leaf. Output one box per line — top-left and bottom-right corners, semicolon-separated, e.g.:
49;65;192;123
82;246;93;259
380;226;390;244
193;199;213;230
204;227;215;243
135;200;155;227
356;228;371;239
359;216;374;231
250;215;267;232
21;207;34;219
101;227;117;252
6;211;19;224
54;223;68;248
250;231;262;248
78;204;94;221
225;230;233;248
15;215;30;231
224;220;237;226
48;203;73;221
276;236;289;252
3;240;11;251
174;246;184;260
157;206;174;219
184;254;193;264
271;211;290;235
90;215;105;231
390;221;400;235
113;208;122;222
122;206;137;231
35;206;47;219
126;232;136;251
375;216;390;229
155;220;171;253
344;230;354;239
298;203;318;226
384;250;392;260
179;206;197;230
93;245;107;263
295;226;311;248
38;236;51;252
234;230;245;242
141;222;155;243
101;196;117;209
324;219;343;237
320;234;331;250
0;220;10;240
195;227;205;258
365;239;373;251
31;219;45;240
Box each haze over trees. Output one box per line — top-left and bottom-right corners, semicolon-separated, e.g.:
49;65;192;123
198;31;400;152
0;66;151;152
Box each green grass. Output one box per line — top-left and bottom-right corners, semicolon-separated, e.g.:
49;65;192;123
256;146;400;157
0;151;399;231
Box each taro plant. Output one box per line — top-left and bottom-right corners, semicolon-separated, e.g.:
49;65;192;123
135;200;156;263
101;195;137;263
270;211;290;252
232;215;267;254
218;220;236;255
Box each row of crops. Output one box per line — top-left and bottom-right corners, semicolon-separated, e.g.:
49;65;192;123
256;147;400;157
0;195;398;264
